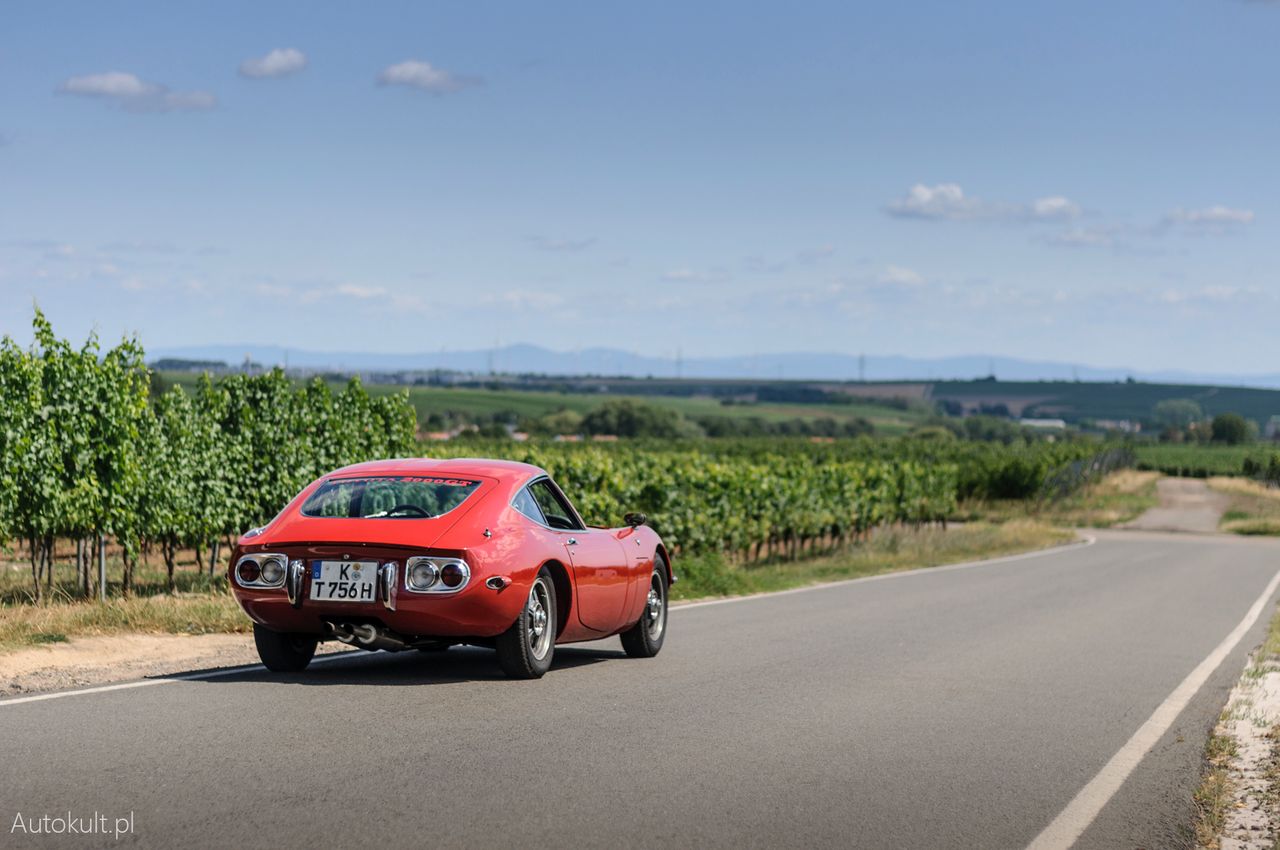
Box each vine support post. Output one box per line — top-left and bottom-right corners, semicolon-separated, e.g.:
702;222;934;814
97;534;106;602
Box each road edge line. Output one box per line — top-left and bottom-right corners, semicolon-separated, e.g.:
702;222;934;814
672;534;1097;612
0;649;361;708
1025;565;1280;850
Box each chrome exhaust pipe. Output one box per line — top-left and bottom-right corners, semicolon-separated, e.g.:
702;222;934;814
353;624;378;645
328;621;357;644
369;630;410;651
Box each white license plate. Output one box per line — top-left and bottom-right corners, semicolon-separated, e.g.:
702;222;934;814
310;560;378;603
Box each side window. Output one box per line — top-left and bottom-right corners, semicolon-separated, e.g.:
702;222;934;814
529;479;582;531
512;487;545;524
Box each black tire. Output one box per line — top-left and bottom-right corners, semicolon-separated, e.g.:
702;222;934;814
253;623;318;672
495;567;557;679
621;555;668;659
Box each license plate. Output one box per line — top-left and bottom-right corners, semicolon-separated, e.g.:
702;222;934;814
310;560;378;603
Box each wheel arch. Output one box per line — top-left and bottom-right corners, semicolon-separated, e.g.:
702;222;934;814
655;543;674;586
541;558;573;637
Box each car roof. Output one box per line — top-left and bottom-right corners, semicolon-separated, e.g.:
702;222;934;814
325;457;545;482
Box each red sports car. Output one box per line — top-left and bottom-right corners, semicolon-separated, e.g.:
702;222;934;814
228;458;672;678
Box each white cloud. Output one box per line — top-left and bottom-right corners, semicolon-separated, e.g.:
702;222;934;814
376;60;481;94
239;48;308;79
1030;196;1082;221
661;267;729;283
1046;226;1115;248
481;289;564;310
878;265;925;287
885;183;979;220
255;283;293;298
59;71;157;98
57;71;216;112
1165;205;1255;227
886;183;1081;223
336;284;387;299
1156;285;1260;305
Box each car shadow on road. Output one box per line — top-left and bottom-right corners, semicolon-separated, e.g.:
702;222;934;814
178;645;625;688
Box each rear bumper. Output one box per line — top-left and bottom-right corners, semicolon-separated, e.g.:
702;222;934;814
234;582;526;638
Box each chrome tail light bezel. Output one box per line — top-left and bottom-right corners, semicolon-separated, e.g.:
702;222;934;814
235;553;289;589
404;556;470;594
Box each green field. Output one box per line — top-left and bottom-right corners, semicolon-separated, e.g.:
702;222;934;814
162;373;931;434
1133;444;1272;477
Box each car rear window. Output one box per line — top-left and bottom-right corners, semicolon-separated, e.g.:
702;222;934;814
300;476;481;519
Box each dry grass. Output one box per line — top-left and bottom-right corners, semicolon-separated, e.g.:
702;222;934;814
1194;730;1239;849
672;519;1075;600
0;593;247;653
1193;606;1280;847
962;470;1160;529
0;548;244;653
1209;476;1280;536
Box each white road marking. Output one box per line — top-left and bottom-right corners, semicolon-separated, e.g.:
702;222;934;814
0;649;361;707
673;534;1096;611
0;536;1095;708
1025;565;1280;850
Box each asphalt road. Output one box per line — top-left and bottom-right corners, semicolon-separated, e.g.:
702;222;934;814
1122;478;1231;535
3;530;1279;850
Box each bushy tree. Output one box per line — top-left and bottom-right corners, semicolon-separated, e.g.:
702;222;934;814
1153;399;1203;430
581;399;701;439
1211;412;1252;445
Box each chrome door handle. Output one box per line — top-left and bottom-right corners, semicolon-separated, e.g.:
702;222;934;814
566;537;578;546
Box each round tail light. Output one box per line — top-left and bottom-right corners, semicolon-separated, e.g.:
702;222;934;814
259;557;285;585
237;559;261;585
440;562;467;588
408;561;439;590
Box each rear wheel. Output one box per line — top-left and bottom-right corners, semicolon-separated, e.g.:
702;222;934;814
253;623;318;672
495;568;557;679
621;557;668;658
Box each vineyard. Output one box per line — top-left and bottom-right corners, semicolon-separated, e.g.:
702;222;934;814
1133;444;1276;479
0;313;416;602
1;314;1120;605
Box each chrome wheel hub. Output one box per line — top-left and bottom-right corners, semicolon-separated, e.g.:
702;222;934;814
526;578;552;660
645;574;666;640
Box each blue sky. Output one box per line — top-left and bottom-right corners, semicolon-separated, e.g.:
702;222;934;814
1;0;1277;373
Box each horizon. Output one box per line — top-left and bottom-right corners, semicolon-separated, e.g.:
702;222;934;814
142;338;1280;389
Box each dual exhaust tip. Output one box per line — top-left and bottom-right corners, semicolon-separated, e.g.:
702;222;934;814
327;621;405;651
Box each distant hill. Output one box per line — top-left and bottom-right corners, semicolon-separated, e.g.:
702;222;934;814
149;343;1280;389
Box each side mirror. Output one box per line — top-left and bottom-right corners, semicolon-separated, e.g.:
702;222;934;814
624;512;648;528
